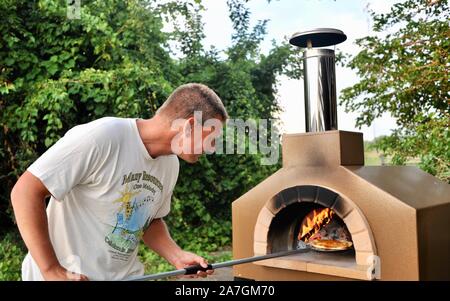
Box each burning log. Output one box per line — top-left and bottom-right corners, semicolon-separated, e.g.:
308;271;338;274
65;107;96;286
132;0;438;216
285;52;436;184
297;207;353;251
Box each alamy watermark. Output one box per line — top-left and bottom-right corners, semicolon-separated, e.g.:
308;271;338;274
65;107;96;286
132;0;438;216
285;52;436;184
170;111;280;165
67;0;81;20
366;254;381;280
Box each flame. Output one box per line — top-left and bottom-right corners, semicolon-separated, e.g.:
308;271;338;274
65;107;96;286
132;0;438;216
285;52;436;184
298;208;335;242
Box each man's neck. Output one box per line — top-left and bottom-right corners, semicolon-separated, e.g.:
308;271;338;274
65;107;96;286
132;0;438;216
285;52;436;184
136;116;175;158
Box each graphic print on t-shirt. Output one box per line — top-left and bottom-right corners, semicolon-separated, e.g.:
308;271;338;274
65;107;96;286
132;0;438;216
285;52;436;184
105;170;163;256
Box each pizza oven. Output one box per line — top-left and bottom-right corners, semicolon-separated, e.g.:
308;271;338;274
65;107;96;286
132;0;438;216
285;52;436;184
231;29;450;281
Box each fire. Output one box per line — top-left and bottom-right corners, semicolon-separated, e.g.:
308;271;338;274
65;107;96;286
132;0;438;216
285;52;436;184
298;208;335;242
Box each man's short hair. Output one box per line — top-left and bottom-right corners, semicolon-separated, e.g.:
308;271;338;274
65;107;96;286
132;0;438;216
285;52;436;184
156;83;228;122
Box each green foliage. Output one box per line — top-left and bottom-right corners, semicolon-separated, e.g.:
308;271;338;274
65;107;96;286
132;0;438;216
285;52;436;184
0;0;176;227
138;242;232;275
0;232;26;281
375;116;449;179
138;243;172;274
164;0;299;252
341;0;449;182
0;0;299;275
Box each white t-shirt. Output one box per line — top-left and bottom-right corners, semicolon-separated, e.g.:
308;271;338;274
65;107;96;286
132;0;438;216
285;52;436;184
21;117;179;281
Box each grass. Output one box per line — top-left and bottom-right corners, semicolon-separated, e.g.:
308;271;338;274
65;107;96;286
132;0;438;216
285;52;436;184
364;149;388;166
364;149;419;167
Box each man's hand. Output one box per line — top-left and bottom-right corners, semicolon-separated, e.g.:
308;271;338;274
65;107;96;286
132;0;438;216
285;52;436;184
42;264;89;281
172;250;214;279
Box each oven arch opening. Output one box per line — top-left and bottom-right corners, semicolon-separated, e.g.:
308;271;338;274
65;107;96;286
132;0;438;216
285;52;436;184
268;202;353;253
253;185;379;280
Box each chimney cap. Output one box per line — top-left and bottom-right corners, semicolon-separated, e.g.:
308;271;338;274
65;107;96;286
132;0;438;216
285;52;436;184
289;28;347;48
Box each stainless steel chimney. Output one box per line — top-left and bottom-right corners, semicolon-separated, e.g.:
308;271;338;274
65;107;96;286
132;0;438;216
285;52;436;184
289;28;347;132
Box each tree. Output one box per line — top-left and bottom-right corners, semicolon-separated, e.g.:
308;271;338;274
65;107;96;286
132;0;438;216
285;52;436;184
0;0;177;231
0;0;300;253
163;0;301;250
341;0;449;182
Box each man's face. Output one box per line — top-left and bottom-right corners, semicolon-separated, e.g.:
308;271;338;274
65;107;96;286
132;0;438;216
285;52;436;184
172;116;224;163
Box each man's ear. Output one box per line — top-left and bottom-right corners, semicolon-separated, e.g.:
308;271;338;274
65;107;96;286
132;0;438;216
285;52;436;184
184;117;195;137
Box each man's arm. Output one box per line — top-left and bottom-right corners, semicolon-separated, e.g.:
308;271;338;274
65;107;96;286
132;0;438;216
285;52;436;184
142;218;213;278
11;171;88;281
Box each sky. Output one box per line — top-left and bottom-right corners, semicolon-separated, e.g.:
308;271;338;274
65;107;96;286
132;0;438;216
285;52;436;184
198;0;402;140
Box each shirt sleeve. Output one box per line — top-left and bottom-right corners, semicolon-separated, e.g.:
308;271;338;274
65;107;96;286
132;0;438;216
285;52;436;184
27;127;100;201
154;157;179;219
154;190;173;219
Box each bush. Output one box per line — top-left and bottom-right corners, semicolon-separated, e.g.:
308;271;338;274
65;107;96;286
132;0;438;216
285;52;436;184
341;0;449;182
138;242;232;276
0;0;298;280
0;232;26;281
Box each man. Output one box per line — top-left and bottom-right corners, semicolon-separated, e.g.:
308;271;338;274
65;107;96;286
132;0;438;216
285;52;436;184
10;83;228;281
